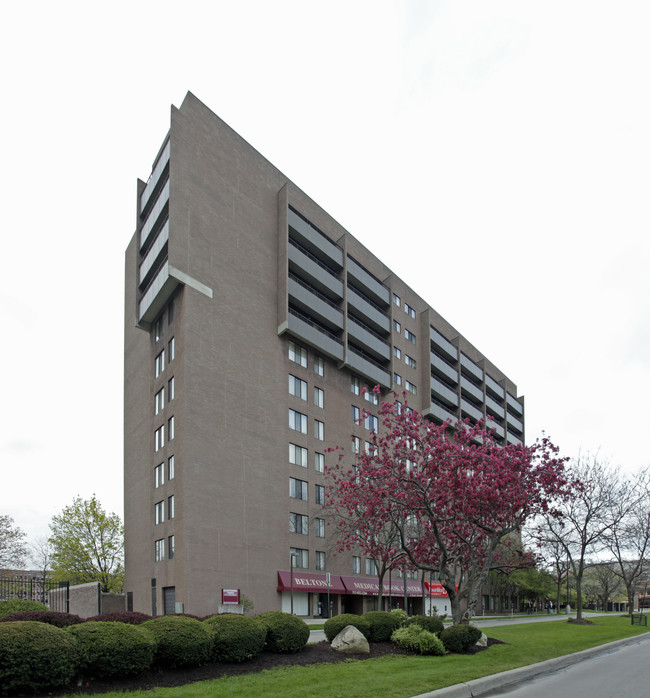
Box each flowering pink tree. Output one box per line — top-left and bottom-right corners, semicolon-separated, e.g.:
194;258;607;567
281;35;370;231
326;392;571;623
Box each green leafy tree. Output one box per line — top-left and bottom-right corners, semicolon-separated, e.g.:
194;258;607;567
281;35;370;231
0;515;27;570
49;495;124;592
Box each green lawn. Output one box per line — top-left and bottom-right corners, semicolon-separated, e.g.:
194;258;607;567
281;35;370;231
70;617;648;698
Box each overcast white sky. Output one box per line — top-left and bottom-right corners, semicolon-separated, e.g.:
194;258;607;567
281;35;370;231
1;1;649;547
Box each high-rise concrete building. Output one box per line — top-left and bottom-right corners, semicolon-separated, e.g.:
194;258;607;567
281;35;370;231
124;92;525;617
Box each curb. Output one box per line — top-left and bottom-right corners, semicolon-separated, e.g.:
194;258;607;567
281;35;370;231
411;632;650;698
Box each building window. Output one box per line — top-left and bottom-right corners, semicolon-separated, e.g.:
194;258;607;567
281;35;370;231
364;390;378;405
313;355;324;376
393;293;401;307
289;409;308;434
155;350;165;378
351;436;360;454
168;416;175;440
167;495;175;519
168;299;175;324
315;484;325;505
290;477;308;501
289;512;309;535
168;535;175;559
154;425;165;452
352;405;360;424
314;420;324;441
315;551;326;571
155;539;165;562
289;340;307;367
314;387;324;408
404;303;416;318
393;346;401;359
395;399;402;414
168;377;175;402
289;374;308;400
350;376;360;395
289;443;308;468
154;463;164;488
155;388;165;415
405;380;417;395
364;414;378;432
394;373;402;386
315;452;325;473
393;320;401;333
315;518;325;538
353;556;361;574
366;558;378;576
154;316;164;341
168;455;175;480
168;337;175;361
404;329;416;344
365;441;377;456
290;547;308;569
155;501;165;525
405;354;416;369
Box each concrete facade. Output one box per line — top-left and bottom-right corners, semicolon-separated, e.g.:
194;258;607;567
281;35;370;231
124;92;525;617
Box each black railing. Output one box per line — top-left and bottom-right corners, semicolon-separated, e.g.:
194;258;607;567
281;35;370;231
0;575;70;613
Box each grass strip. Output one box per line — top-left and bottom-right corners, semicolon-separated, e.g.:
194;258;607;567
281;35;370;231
67;616;648;698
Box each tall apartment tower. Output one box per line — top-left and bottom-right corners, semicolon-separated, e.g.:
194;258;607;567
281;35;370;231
124;92;525;617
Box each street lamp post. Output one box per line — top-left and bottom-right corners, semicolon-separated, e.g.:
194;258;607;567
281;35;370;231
290;552;298;615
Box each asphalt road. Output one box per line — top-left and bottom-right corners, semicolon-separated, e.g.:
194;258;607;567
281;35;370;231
489;632;650;697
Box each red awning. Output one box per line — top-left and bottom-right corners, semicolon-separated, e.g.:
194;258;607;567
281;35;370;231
277;571;345;594
341;576;430;598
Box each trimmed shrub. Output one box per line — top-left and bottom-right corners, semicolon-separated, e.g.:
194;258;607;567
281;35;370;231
203;614;266;662
405;614;444;635
439;624;483;653
256;611;310;653
67;621;155;678
85;610;153;624
323;613;371;642
389;608;408;624
0;610;84;628
391;624;445;656
0;599;47;619
0;621;79;693
142;616;212;668
363;610;403;642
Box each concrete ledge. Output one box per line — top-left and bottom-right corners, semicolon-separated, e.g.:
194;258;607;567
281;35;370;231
412;633;650;698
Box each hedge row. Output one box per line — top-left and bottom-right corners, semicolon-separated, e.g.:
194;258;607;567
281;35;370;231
0;611;311;695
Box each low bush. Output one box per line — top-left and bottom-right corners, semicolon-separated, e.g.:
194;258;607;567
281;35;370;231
256;611;310;653
323;613;371;642
0;599;47;619
439;624;483;653
391;624;445;656
389;608;408;624
405;614;444;635
67;621;155;678
0;621;79;693
142;616;212;668
85;610;153;624
363;610;403;642
203;614;266;662
0;610;84;628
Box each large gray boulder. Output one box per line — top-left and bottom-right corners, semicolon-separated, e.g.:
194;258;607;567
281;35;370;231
331;625;370;654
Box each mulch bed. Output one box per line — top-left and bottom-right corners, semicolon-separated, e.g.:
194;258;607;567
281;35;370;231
50;638;505;696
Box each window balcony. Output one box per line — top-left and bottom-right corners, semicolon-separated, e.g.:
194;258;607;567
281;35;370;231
460;353;483;384
139;259;179;323
288;275;344;331
347;317;391;362
427;400;458;424
460;376;483;404
431;376;458;408
347;256;390;307
506;411;524;435
140;139;170;216
486;394;505;419
486;374;505;400
430;351;458;384
139;179;170;252
286;308;344;362
461;398;483;422
347;286;390;334
506;432;523;446
346;346;391;389
288;208;344;270
430;327;458;362
506;393;524;417
288;241;344;301
139;219;169;288
485;419;505;438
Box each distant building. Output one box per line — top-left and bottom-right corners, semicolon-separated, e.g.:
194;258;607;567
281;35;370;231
124;92;525;617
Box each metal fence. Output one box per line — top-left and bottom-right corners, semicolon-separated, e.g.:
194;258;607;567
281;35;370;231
0;576;69;613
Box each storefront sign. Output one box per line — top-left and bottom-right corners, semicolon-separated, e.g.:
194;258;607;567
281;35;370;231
222;588;240;604
277;571;346;593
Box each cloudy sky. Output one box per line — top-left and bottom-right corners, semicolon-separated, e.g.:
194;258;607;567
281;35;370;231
2;1;649;548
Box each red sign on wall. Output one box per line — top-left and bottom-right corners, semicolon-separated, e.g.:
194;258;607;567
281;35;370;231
222;588;240;604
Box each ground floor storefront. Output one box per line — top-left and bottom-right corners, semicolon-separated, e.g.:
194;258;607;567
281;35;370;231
276;571;450;617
